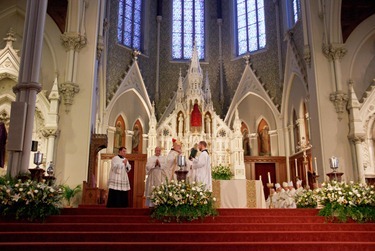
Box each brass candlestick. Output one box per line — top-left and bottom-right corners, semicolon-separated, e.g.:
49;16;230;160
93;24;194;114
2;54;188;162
267;183;274;209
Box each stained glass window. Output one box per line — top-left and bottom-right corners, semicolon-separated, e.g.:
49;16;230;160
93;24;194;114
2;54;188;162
235;0;266;55
118;0;143;50
292;0;301;25
172;0;205;60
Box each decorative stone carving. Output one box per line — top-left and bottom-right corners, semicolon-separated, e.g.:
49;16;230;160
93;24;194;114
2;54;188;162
60;32;87;52
41;128;58;138
132;49;141;61
322;43;347;61
243;54;251;65
329;91;348;120
59;81;80;113
96;35;104;60
303;45;311;67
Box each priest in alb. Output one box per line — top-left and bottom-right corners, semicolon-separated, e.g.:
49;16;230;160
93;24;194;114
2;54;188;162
165;139;182;181
192;141;212;191
145;146;166;207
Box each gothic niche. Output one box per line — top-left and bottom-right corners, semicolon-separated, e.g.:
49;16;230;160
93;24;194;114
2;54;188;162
258;119;270;156
114;116;125;153
132;120;143;154
177;111;184;136
204;112;212;136
190;100;202;133
241;122;251;156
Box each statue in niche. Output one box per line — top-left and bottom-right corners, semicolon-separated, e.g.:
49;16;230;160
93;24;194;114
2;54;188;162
205;114;211;135
259;125;270;156
191;102;202;132
0;122;7;168
132;124;140;153
178;114;184;135
242;129;251;156
114;122;123;152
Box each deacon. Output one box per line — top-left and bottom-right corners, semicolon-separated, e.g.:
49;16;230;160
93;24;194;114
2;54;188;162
145;146;166;207
106;147;131;208
192;141;212;191
165;139;182;181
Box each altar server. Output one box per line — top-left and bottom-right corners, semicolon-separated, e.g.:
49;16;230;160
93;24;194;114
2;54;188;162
145;147;166;207
165;139;182;181
192;141;212;191
107;147;131;208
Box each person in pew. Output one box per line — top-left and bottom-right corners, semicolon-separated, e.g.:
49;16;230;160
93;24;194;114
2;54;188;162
106;147;132;208
145;146;167;207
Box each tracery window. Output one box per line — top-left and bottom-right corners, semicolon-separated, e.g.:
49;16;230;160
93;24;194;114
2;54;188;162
117;0;143;50
172;0;205;60
235;0;266;55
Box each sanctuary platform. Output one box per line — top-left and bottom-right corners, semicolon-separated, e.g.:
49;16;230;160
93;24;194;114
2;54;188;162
1;207;374;251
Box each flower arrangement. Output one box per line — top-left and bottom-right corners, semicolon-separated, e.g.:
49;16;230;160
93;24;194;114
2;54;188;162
212;165;233;180
295;181;375;223
150;180;217;222
295;189;317;208
0;175;63;221
316;181;375;222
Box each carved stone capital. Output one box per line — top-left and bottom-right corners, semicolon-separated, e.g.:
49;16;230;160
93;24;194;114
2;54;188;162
59;81;80;113
42;128;59;137
329;91;348;121
348;134;365;144
322;43;347;61
60;32;87;52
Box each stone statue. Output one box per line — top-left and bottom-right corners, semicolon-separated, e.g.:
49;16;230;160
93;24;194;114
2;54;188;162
178;114;184;135
0;122;7;168
259;125;270;156
205;114;211;135
242;130;251;156
191;103;202;127
132;125;140;152
114;122;123;152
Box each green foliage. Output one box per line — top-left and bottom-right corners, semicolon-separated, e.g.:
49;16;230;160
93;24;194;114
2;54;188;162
150;180;218;222
0;175;63;221
62;184;82;206
211;165;233;180
295;189;317;208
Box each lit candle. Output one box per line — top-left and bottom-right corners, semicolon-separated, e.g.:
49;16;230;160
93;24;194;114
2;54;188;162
259;175;262;181
295;159;298;176
314;157;318;175
268;172;271;183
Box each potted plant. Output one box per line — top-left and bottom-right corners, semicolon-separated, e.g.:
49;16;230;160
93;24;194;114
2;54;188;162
62;184;82;207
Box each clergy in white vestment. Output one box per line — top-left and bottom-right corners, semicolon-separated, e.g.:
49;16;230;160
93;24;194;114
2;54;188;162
145;147;167;207
187;143;199;182
192;141;212;191
107;147;132;208
165;139;182;181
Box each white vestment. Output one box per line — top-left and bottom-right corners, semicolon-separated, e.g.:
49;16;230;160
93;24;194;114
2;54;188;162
108;156;131;191
145;155;167;207
192;150;212;191
165;150;180;181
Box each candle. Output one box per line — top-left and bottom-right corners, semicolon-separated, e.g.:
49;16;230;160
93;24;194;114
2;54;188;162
305;168;309;188
295;159;298;176
268;172;271;183
314;157;318;175
259;175;262;181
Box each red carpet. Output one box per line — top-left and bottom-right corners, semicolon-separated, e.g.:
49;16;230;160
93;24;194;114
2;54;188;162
0;208;374;251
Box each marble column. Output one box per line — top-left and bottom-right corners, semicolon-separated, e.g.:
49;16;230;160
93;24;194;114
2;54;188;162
125;130;134;154
42;129;58;165
7;0;48;176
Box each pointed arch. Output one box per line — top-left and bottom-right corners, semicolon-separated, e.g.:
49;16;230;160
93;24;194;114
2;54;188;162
132;119;143;154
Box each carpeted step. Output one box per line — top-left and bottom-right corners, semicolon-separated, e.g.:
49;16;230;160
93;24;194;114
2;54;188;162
0;231;374;243
2;222;375;232
0;241;375;251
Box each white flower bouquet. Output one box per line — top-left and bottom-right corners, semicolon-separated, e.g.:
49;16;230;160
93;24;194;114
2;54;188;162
212;165;233;180
150;179;217;222
0;175;63;221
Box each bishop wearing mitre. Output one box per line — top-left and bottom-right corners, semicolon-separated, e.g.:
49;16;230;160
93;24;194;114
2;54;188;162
165;139;182;181
145;146;166;207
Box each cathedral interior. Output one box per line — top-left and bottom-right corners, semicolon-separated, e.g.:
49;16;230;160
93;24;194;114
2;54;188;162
0;0;374;206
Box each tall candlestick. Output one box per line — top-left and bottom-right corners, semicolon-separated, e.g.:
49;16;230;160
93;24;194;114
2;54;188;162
295;159;298;176
268;172;271;183
314;157;318;175
305;168;309;188
259;175;262;181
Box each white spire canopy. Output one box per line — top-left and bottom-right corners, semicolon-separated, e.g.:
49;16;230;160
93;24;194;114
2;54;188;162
189;42;202;76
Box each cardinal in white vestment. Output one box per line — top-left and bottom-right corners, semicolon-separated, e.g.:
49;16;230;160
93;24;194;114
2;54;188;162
107;147;131;208
165;139;182;181
145;147;166;207
192;141;212;191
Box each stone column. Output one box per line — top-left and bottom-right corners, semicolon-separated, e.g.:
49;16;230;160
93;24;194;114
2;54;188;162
7;0;48;176
142;134;148;154
155;15;162;102
106;126;115;153
125;130;134;154
351;136;366;183
42;129;58;165
250;133;258;156
269;129;278;156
